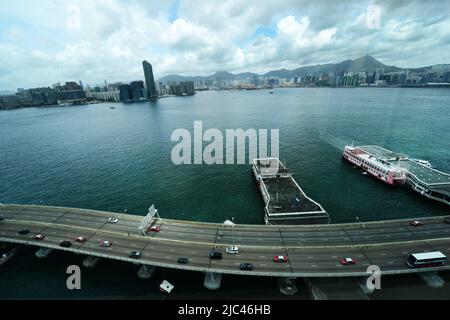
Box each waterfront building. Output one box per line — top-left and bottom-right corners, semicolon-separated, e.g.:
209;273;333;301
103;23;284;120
130;81;145;101
119;84;132;102
142;60;158;99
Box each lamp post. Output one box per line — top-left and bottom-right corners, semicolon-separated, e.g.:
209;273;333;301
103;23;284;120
354;216;366;246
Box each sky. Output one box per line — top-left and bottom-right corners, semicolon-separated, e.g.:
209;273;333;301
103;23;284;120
1;0;450;90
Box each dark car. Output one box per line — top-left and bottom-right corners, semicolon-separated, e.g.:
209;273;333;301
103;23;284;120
240;263;253;271
0;215;4;222
444;217;450;224
60;240;72;248
210;251;222;260
18;229;30;235
130;251;141;259
178;257;189;264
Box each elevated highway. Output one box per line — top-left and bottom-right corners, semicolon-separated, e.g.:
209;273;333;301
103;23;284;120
1;204;450;278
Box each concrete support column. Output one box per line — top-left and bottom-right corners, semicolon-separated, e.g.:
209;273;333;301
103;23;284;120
358;276;378;294
419;271;445;288
35;248;53;259
204;272;222;290
277;277;298;295
137;265;156;279
82;256;101;268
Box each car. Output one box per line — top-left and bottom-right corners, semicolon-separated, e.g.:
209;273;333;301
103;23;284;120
149;226;161;232
33;234;45;240
100;240;112;247
210;251;222;260
75;236;87;243
0;215;4;222
444;217;450;224
340;258;356;265
18;229;30;235
240;263;253;271
130;251;141;259
273;255;287;263
226;246;239;254
107;217;119;224
178;257;189;264
410;220;423;227
60;240;72;248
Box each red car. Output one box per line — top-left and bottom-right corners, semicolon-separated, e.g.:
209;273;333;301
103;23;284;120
33;234;45;240
75;236;87;243
340;258;356;265
273;255;287;263
100;240;112;247
410;220;423;227
149;226;161;232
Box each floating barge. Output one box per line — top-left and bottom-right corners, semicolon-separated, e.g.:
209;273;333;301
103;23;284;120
356;145;450;206
252;158;329;225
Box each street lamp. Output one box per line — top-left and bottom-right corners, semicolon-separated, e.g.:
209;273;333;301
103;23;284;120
354;216;366;246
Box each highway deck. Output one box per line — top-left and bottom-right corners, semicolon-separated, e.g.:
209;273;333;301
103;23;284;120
1;205;450;278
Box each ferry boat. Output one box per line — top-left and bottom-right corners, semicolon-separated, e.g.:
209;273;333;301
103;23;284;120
343;145;407;185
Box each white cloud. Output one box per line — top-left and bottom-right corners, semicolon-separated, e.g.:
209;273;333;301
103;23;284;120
0;0;450;90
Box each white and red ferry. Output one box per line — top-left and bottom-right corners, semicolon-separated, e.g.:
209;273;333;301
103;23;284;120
343;145;407;185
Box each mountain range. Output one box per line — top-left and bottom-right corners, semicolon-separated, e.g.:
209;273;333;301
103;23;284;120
158;55;409;83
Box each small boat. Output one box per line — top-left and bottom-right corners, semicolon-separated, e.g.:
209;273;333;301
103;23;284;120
109;107;116;109
411;159;432;168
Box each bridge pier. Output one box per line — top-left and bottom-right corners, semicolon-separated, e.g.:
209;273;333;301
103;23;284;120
137;265;156;279
204;272;222;290
305;277;369;300
419;271;445;288
35;248;53;259
277;277;298;295
358;276;377;294
82;256;101;268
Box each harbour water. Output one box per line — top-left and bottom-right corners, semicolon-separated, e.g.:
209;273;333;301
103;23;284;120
0;87;449;299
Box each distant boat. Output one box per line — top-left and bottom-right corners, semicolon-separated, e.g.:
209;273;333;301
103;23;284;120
270;91;274;94
109;107;116;109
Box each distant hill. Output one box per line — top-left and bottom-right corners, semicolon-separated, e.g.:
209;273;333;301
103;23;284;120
158;55;404;82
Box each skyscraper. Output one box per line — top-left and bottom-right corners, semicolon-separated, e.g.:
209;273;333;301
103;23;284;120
142;60;157;99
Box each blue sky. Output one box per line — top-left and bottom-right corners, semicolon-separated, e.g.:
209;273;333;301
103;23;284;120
1;0;450;90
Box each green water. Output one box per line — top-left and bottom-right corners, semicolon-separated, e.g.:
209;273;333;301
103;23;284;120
0;88;449;298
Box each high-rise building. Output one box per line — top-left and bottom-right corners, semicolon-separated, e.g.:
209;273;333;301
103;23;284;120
119;84;132;101
130;81;145;101
142;60;157;99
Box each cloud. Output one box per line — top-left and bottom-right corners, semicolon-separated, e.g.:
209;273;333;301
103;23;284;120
0;0;450;90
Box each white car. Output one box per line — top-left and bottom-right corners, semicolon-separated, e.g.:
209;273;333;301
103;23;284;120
226;246;239;254
107;217;119;224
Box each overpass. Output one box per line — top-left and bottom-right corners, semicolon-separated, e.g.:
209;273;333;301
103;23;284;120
1;204;450;281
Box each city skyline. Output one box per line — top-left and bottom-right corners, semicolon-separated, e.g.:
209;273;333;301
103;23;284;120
1;0;450;90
